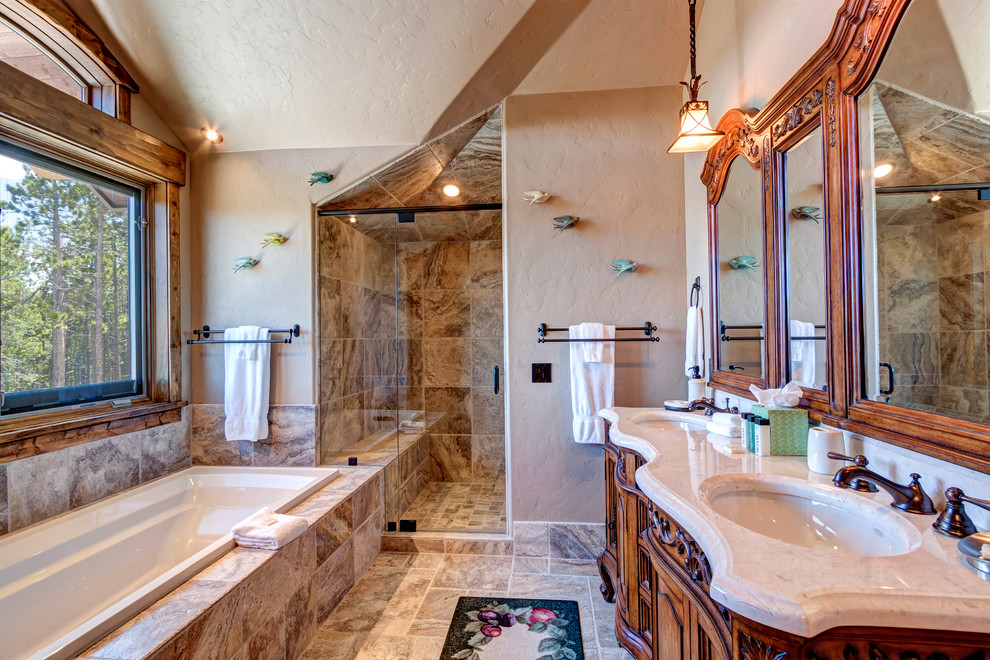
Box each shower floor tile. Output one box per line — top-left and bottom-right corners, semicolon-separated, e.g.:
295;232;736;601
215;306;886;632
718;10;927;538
401;482;506;531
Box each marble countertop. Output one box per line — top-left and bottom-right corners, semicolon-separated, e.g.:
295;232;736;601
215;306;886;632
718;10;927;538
599;407;990;638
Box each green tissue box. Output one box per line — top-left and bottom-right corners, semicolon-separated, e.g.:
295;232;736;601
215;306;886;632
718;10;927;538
751;405;809;455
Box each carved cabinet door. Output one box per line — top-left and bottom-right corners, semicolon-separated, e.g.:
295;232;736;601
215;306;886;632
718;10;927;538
654;567;688;660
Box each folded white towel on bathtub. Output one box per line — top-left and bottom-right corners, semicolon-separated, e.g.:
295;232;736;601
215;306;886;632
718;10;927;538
232;507;307;550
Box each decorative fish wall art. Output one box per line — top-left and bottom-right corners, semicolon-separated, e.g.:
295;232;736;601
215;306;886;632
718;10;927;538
308;172;335;186
728;256;760;271
261;232;288;248
233;257;259;273
523;190;551;204
791;206;822;224
552;215;579;232
608;259;639;274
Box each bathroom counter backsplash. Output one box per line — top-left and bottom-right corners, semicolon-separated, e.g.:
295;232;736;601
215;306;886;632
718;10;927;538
599;406;990;639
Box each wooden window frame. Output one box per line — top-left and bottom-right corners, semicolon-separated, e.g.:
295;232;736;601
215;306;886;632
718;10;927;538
0;0;138;122
0;59;185;463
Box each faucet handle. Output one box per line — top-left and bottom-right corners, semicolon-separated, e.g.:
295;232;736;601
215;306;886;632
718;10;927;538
826;452;869;467
826;453;880;493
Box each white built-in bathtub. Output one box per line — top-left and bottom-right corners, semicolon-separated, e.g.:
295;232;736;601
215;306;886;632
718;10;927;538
0;466;340;660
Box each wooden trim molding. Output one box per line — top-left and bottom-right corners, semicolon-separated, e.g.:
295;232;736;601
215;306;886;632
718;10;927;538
0;0;138;122
0;61;185;185
699;0;990;474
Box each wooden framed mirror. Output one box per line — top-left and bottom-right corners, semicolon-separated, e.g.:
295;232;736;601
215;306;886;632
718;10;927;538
702;112;771;397
701;0;990;473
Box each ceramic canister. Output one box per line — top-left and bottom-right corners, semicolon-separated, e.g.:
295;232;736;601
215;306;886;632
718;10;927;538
806;427;846;475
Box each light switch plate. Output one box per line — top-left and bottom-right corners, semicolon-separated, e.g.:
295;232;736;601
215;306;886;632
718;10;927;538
532;363;551;383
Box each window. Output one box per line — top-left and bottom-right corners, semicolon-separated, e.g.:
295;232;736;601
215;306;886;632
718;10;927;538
0;18;85;101
0;142;144;415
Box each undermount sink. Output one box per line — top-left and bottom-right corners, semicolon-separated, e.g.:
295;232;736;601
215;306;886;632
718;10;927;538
701;475;921;557
627;410;708;431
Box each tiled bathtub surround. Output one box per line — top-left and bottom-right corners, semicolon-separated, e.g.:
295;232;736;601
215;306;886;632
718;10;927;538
0;409;191;537
82;467;384;660
191;403;317;467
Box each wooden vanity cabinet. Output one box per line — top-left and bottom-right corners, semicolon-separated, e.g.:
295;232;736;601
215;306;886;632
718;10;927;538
596;425;990;659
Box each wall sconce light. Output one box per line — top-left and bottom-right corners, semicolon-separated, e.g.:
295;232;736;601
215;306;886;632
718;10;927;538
442;184;461;197
201;127;224;144
667;0;724;154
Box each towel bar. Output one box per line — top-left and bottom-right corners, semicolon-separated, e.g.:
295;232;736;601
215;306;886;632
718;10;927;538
186;324;301;344
719;322;825;342
537;322;660;343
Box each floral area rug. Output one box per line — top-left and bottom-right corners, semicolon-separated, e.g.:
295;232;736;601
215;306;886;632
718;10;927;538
439;597;584;660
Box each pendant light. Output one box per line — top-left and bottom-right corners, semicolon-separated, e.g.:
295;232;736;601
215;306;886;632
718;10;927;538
667;0;724;153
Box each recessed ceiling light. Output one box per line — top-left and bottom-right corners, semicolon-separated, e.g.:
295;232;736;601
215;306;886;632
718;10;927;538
200;127;223;144
349;215;357;223
873;162;893;178
442;184;460;197
929;194;942;202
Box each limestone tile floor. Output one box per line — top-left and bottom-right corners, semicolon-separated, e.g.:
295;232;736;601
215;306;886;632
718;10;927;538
400;482;507;531
301;551;633;659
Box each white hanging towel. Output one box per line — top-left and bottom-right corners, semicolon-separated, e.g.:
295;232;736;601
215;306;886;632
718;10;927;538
789;320;816;388
224;326;271;442
684;304;704;377
569;323;615;444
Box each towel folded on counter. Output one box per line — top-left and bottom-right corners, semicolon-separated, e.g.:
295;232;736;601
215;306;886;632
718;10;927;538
982;544;990;560
711;412;741;427
232;507;307;550
399;420;425;434
706;421;742;438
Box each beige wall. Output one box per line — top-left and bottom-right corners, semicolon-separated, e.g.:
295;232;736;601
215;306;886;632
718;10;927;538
188;145;406;405
505;86;687;523
684;0;845;378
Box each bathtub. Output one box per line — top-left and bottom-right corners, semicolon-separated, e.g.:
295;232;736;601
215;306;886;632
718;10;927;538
0;466;340;660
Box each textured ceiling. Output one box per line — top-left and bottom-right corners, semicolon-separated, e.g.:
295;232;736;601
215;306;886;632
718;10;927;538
77;0;538;151
515;0;689;95
64;0;691;153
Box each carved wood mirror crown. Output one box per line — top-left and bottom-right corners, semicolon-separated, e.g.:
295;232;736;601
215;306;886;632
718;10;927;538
702;0;990;474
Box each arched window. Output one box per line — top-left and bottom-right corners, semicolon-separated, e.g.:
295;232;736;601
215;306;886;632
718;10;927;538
0;1;138;121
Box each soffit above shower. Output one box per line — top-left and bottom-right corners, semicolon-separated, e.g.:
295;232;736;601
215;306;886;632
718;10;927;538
318;105;502;212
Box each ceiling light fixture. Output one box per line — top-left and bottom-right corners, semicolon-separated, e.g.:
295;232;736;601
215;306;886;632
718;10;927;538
349;215;357;223
667;0;724;154
442;184;460;197
200;128;223;144
929;194;942;202
874;162;894;178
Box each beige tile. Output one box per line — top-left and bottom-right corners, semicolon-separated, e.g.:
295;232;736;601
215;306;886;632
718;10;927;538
316;539;355;623
513;522;549;557
549;558;601;577
432;554;513;590
512;556;549;575
423;338;471;386
468;240;502;289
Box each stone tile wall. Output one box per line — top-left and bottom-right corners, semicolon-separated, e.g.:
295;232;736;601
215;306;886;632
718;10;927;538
397;209;506;485
191;404;317;466
383;432;431;524
82;467;384;660
0;408;191;538
876;199;990;418
317;216;399;463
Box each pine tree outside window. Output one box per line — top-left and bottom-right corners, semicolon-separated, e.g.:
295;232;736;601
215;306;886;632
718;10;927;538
0;142;144;415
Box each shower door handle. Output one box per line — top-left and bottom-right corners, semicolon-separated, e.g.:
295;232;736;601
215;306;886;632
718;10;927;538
494;365;500;395
879;362;894;396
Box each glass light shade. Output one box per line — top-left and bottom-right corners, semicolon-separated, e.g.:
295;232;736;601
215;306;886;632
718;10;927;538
667;100;724;153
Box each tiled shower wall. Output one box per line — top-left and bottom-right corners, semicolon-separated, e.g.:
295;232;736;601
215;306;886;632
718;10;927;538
0;409;191;537
398;210;506;485
876;199;990;417
317;216;398;461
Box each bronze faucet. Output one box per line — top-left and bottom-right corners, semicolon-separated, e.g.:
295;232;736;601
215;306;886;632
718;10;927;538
932;487;990;537
688;397;738;417
830;454;936;515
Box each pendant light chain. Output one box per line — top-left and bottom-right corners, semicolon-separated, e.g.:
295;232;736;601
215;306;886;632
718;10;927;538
684;0;701;101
